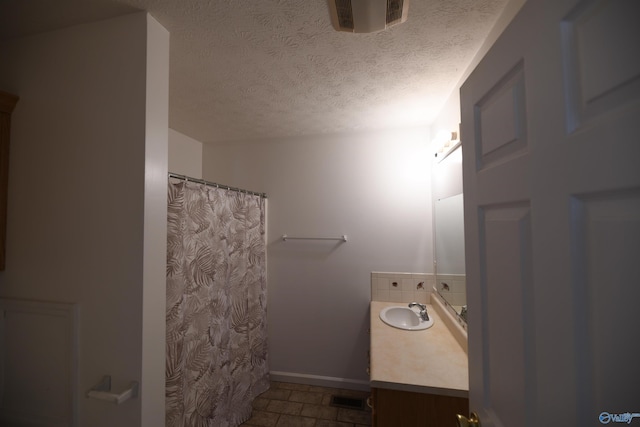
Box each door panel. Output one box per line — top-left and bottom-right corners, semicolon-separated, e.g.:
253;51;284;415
570;190;640;424
480;203;532;427
461;0;640;426
562;0;640;131
475;61;527;170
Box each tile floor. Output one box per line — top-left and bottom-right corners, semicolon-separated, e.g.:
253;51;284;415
240;381;372;427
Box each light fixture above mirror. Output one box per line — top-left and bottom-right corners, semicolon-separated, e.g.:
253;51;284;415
434;129;461;163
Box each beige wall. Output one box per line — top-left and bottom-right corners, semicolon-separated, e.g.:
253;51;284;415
0;13;168;426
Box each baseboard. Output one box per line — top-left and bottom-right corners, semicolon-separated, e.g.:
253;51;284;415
269;371;370;392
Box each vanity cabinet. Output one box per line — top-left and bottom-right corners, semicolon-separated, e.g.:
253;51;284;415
369;301;470;427
371;387;468;427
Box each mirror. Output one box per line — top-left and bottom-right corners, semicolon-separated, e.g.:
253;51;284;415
432;144;466;323
434;193;466;318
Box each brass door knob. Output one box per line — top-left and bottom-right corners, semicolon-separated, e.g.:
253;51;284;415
456;412;481;427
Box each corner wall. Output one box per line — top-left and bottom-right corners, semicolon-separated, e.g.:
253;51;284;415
203;128;432;388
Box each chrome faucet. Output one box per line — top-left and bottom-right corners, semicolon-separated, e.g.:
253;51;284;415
460;305;468;322
408;302;430;321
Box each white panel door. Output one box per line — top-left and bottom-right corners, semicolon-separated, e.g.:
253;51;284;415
460;0;640;426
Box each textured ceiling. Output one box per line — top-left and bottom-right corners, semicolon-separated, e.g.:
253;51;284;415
1;0;510;144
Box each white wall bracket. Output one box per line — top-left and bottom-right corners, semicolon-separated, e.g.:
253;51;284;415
86;375;139;404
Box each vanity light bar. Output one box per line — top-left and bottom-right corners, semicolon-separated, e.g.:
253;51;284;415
434;129;461;163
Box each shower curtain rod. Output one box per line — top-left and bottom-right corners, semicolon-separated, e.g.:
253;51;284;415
168;173;267;198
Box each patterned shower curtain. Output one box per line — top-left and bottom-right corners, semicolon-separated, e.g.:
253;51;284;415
165;178;269;427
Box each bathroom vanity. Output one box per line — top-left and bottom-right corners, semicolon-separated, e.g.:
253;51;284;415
369;300;469;426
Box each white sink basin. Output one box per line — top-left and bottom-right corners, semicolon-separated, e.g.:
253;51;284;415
379;306;434;331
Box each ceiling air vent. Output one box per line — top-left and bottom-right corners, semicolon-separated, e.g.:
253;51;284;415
328;0;409;33
386;0;405;26
333;0;354;30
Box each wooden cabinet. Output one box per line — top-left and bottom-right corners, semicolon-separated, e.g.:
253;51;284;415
371;387;468;427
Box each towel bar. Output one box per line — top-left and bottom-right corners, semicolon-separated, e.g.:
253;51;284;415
281;234;347;242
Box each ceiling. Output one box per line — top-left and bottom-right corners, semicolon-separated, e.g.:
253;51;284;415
1;0;510;144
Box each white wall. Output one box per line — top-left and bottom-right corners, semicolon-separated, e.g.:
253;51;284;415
142;15;169;427
203;127;433;388
0;13;168;427
168;128;203;178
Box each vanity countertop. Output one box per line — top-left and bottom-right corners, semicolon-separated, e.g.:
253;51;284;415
369;300;469;398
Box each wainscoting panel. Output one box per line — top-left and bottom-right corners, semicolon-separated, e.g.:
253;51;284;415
0;298;78;427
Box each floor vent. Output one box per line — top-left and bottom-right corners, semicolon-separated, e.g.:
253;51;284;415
329;395;365;410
